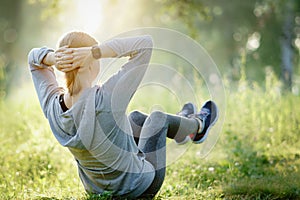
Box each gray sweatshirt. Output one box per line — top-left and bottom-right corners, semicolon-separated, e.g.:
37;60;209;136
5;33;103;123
28;35;155;198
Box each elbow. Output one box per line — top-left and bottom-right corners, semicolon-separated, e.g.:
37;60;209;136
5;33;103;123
28;48;39;65
28;48;35;65
28;47;54;69
144;35;153;49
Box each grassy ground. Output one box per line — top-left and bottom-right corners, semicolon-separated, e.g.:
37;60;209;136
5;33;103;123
1;75;300;199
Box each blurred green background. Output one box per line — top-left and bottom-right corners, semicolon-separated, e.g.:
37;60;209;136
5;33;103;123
1;0;300;199
1;0;300;97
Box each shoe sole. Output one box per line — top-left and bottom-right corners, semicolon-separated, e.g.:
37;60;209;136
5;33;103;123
193;101;219;144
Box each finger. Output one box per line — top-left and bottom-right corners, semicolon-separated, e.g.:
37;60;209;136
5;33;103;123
64;48;74;54
56;47;73;54
55;52;63;58
72;55;92;64
60;66;73;72
56;61;73;68
57;60;74;66
56;64;73;72
56;55;73;63
55;45;68;53
60;65;79;72
55;52;72;59
72;61;81;68
56;55;74;62
71;55;82;62
60;68;73;72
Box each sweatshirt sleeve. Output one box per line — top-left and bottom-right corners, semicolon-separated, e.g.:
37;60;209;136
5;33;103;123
103;35;153;58
28;47;63;117
98;35;153;112
28;47;55;71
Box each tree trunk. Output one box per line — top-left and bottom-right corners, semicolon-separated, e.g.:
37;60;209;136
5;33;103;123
280;0;295;91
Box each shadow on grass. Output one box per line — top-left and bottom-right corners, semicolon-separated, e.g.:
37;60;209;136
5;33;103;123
221;153;300;200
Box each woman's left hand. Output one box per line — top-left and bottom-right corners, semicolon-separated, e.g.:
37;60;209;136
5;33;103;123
55;46;94;72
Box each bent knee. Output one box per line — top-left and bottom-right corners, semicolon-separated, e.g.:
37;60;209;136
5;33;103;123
129;110;143;118
149;110;166;120
129;110;147;125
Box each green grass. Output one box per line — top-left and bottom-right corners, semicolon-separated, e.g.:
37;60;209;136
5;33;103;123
1;74;300;199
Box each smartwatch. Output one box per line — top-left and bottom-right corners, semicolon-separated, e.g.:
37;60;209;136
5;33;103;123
91;45;102;59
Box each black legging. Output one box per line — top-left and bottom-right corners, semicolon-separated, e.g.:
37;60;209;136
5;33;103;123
128;110;198;198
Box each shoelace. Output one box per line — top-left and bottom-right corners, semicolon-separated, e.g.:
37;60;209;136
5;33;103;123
198;108;210;120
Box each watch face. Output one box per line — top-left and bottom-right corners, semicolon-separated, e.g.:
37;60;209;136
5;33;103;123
92;46;101;59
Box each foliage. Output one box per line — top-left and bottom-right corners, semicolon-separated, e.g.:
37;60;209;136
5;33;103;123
1;0;300;98
0;0;60;100
159;0;300;86
0;1;300;199
0;0;22;99
27;0;61;21
0;71;300;199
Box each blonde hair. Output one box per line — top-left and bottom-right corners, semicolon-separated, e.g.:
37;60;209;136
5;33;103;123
58;31;98;96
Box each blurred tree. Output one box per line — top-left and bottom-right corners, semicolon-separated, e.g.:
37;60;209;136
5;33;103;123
0;0;22;99
280;0;296;90
254;0;299;91
159;0;300;90
0;0;60;99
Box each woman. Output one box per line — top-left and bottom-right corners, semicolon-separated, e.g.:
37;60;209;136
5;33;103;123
28;31;218;199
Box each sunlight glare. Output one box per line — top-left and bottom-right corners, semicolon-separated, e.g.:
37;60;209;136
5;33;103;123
75;0;102;34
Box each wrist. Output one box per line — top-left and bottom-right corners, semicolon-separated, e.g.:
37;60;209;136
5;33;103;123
43;52;55;66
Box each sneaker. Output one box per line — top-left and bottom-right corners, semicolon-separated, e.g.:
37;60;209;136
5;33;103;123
175;102;197;145
190;100;219;144
176;102;197;117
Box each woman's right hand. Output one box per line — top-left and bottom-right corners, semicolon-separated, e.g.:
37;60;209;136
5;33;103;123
42;51;56;66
